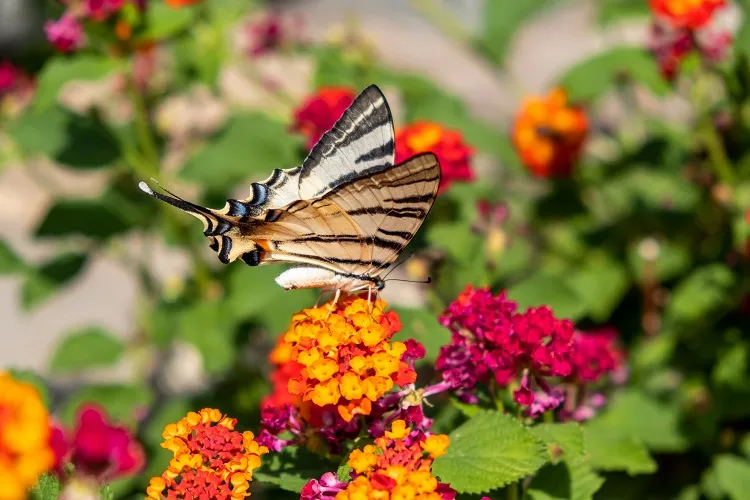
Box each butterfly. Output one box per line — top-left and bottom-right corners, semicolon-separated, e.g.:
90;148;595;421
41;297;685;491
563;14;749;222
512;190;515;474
139;85;441;301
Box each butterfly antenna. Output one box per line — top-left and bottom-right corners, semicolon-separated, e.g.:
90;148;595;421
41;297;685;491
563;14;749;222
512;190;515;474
138;179;210;216
383;276;432;285
382;253;417;281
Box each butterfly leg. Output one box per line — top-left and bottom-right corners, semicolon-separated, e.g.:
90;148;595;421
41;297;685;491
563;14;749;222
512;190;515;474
326;289;341;319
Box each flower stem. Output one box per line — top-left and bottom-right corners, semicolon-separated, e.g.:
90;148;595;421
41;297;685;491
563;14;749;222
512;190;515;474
507;481;519;500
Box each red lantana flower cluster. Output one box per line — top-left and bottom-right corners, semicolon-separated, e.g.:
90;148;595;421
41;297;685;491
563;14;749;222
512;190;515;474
437;286;575;417
52;405;144;483
648;0;732;80
301;419;454;500
146;408;267;499
292;87;356;149
395;121;474;194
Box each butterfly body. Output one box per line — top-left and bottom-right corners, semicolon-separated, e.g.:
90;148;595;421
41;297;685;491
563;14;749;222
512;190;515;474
140;85;440;294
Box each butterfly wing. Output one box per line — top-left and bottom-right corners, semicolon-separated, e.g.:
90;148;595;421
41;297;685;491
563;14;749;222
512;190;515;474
214;84;394;220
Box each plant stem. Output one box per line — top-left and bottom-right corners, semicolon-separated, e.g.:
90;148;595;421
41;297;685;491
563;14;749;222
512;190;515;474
699;119;736;186
507;482;519;500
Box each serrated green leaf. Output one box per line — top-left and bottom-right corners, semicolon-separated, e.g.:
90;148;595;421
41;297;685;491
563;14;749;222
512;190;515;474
480;0;553;67
507;273;587;321
713;455;750;500
0;239;25;274
531;423;604;500
336;463;353;482
49;327;125;373
34;56;120;111
583;425;657;475
665;264;736;328
431;411;547;494
593;389;688;452
392;306;449;363
60;383;153;427
567;253;629;322
22;252;88;310
558;46;669;102
35;199;131;239
29;473;62;500
180;114;302;192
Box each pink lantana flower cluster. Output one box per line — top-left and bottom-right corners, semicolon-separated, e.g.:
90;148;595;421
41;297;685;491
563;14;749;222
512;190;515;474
437;286;625;419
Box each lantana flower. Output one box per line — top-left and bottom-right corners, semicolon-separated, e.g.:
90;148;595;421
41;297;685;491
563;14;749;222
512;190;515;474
559;327;627;421
512;88;588;179
52;404;144;483
292;87;356;148
44;13;85;53
437;286;575;417
0;372;56;500
650;0;726;30
395;121;474;193
258;295;431;454
301;419;454;500
146;408;268;499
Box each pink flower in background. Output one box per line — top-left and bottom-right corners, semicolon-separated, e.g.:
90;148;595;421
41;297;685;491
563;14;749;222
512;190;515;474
437;286;575;416
0;61;18;94
246;11;286;57
44;13;84;52
53;405;144;482
568;327;625;384
85;0;126;21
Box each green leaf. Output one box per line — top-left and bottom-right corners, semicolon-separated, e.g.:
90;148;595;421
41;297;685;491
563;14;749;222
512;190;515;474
34;55;120;111
597;0;651;25
392;306;450;363
60;383;153;427
7;105;70;158
22;252;88;310
583;425;657;475
713;455;750;500
626;239;692;284
180;114;302;192
712;344;748;388
558;47;669;102
336;463;353;482
665;264;736;328
35;199;131;239
531;423;605;500
137;2;197;40
179;301;236;375
0;239;25;274
507;273;587;321
142;398;193;478
591;389;688;452
567;253;629;322
426;221;483;264
431;410;547;494
29;473;62;500
49;327;125;373
53;112;122;170
256;446;333;493
226;265;317;337
480;0;552;67
740;433;750;459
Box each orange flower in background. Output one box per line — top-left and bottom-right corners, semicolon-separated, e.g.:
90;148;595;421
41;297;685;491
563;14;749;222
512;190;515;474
395;121;474;193
0;373;55;500
293;87;356;148
146;408;268;499
512;88;588;178
165;0;202;8
649;0;726;29
283;295;414;422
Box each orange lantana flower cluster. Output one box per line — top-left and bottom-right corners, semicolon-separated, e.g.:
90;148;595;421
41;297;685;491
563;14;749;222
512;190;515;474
512;88;588;179
0;372;55;500
284;295;415;422
307;419;452;500
649;0;726;29
146;409;268;500
395;121;474;194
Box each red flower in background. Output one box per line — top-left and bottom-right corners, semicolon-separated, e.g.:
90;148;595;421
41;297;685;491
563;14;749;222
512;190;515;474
568;328;626;384
85;0;126;21
512;88;588;179
44;13;84;53
165;0;201;7
649;0;726;29
0;62;18;94
395;121;474;193
292;87;356;149
54;405;144;482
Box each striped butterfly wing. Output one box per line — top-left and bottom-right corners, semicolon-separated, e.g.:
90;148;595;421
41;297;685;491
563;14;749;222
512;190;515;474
212;84;394;220
254;153;441;279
